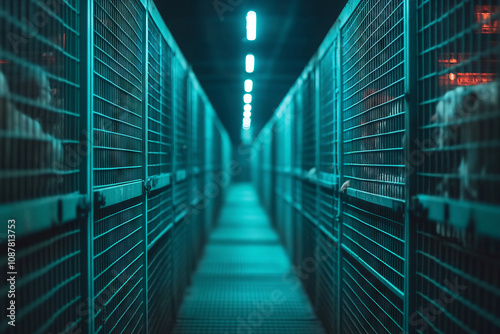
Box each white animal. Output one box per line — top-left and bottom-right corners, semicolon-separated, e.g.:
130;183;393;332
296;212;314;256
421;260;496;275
432;81;499;201
0;70;63;169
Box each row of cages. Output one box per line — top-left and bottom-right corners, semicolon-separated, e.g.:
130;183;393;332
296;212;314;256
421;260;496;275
253;0;500;333
0;1;233;333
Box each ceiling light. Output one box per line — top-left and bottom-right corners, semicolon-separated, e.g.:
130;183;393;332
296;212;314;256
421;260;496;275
245;79;253;92
246;11;257;41
246;54;255;73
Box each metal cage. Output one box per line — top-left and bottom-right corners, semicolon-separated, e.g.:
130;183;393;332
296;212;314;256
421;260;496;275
415;1;500;332
148;228;174;333
342;0;406;202
340;1;407;332
0;221;83;334
318;43;340;238
0;1;232;333
93;197;146;333
252;1;500;334
0;0;82;202
146;14;173;248
93;0;145;189
173;56;188;217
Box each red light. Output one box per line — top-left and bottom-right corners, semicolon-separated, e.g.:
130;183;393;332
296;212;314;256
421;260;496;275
476;5;500;34
440;73;495;87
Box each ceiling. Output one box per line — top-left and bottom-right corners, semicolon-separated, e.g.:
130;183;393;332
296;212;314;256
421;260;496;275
154;0;348;144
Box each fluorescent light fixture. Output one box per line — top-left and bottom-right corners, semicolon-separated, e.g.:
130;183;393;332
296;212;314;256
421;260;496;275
243;117;251;125
246;54;255;73
245;79;253;92
244;104;252;112
246;11;257;41
243;125;251;130
244;111;252;118
244;93;252;104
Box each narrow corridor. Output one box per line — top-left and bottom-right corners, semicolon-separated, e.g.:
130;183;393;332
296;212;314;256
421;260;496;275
173;184;326;334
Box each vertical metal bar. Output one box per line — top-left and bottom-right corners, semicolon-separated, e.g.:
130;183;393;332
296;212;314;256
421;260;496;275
186;71;193;276
314;61;321;313
171;52;178;313
142;3;149;332
82;1;95;333
404;0;418;333
335;36;343;334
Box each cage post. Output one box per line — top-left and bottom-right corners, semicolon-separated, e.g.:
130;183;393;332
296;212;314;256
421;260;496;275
404;0;418;333
335;35;344;334
141;2;149;332
83;1;95;332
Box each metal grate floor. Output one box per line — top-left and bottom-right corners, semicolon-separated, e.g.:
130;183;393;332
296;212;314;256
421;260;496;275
172;184;326;334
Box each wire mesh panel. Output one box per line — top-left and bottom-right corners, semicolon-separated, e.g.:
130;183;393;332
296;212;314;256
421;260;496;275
301;74;319;307
342;251;404;334
302;217;318;305
0;222;83;334
173;219;190;310
340;1;407;331
415;221;500;333
93;0;145;188
190;95;205;208
342;196;405;288
191;94;204;173
174;57;188;216
147;16;173;247
93;197;146;334
302;74;318;220
189;94;206;255
147;15;172;178
416;0;500;203
319;44;340;238
316;232;339;334
319;45;339;178
414;2;500;333
342;0;406;201
148;229;174;333
147;187;172;246
0;0;82;202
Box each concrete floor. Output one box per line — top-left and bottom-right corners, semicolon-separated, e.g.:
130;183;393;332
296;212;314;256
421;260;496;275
173;183;326;334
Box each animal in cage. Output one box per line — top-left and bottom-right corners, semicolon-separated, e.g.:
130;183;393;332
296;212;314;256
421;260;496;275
356;88;404;197
0;69;64;200
431;81;500;201
108;90;141;183
0;69;63;169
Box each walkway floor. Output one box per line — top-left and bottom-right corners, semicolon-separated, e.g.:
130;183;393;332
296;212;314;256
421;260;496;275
172;183;326;334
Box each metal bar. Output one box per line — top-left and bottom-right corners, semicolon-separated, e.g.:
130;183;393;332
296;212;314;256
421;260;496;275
141;5;149;333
